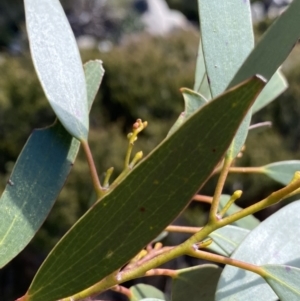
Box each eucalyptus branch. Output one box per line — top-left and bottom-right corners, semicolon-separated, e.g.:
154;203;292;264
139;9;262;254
110;285;132;299
193;194;213;204
187;248;265;277
228;166;264;174
81;140;105;198
166;225;202;234
209;155;233;222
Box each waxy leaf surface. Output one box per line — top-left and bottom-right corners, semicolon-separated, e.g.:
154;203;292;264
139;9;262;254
216;201;300;301
199;0;254;159
207;225;249;256
172;265;222;301
252;70;287;114
262;264;300;301
263;160;300;185
25;77;265;301
24;0;89;140
168;88;207;136
0;61;103;268
130;284;165;301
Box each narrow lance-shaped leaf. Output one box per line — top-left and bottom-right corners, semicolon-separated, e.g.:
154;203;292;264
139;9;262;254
194;37;212;100
198;0;254;159
24;0;89;141
262;160;300;185
227;0;300;157
0;61;104;268
216;200;300;301
23;77;265;301
262;264;300;301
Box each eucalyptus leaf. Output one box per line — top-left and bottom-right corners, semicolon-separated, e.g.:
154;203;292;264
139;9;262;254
198;0;253;98
24;0;89;141
216;201;300;301
24;77;265;301
130;284;165;301
207;225;250;256
262;264;300;301
172;264;222;301
252;70;288;114
168;88;207;136
0;61;103;268
198;0;254;159
227;0;300;159
194;37;212;100
263;160;300;185
219;195;260;230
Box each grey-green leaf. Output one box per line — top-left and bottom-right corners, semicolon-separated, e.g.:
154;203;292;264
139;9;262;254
24;0;89;141
216;200;300;301
252;70;288;114
207;225;250;256
219;195;260;230
172;265;222;301
198;0;254;159
194;37;212;100
0;61;103;268
198;0;254;97
262;264;300;301
263;160;300;185
168;88;207;136
130;284;165;301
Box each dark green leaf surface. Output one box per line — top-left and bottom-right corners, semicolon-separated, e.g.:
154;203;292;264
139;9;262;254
207;225;249;256
130;284;165;301
219;195;260;230
25;77;265;301
216;201;300;301
24;0;89;141
252;70;287;114
172;265;222;301
262;264;300;301
0;61;103;268
168;88;207;136
263;160;300;185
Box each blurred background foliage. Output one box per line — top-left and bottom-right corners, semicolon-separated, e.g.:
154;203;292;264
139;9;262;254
0;0;299;300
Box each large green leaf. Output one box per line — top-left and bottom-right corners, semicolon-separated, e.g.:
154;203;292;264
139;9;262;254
172;265;222;301
219;195;260;230
262;264;300;301
252;70;287;114
207;225;250;256
24;77;265;301
216;200;300;301
130;284;165;301
0;61;103;268
24;0;89;141
263;160;300;185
